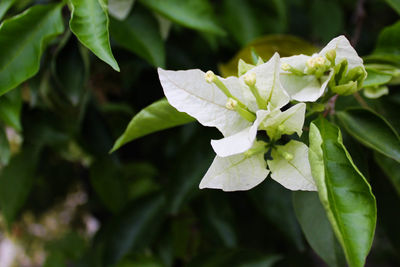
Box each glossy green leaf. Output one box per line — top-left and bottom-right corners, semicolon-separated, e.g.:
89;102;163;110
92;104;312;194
384;0;400;15
0;88;22;131
374;152;400;196
0;147;38;226
0;126;10;166
293;191;346;267
138;0;225;36
219;35;317;77
111;98;194;152
0;0;15;21
336;108;400;163
309;117;376;267
69;0;120;71
102;194;166;265
0;3;64;95
110;8;165;67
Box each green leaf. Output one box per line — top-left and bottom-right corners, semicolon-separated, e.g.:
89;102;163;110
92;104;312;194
110;8;165;67
309;117;376;267
363;68;393;87
0;147;38;226
0;0;15;21
221;0;262;46
0;3;64;95
336;108;400;163
69;0;120;71
111;98;194;152
373;20;400;57
0;88;22;131
102;194;166;265
374;152;400;196
219;35;317;77
0;126;10;165
293;191;346;267
384;0;400;15
138;0;225;36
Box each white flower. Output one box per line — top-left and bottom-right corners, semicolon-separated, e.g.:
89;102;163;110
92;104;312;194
158;53;316;192
280;35;365;102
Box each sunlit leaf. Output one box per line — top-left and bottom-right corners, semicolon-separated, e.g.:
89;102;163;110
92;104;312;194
108;0;135;20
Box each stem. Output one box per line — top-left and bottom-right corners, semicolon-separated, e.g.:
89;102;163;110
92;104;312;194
351;0;366;46
323;94;339;117
353;92;369;108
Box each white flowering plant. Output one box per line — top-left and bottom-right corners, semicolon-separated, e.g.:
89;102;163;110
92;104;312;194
113;30;400;266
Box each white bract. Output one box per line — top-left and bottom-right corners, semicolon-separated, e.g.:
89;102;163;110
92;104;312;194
280;35;366;102
158;53;317;192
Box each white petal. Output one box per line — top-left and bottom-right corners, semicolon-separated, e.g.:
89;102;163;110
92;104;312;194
199;152;269;191
158;68;250;136
211;110;269;157
241;53;290;111
319;35;363;69
280;71;333;102
280;54;309;72
263;103;306;140
268;140;317;191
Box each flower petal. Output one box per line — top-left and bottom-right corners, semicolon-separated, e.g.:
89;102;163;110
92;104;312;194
268;140;317;191
241;53;290;111
319;35;363;69
263;103;306;140
158;68;250;136
199;152;269;191
280;70;333;102
211;110;269;157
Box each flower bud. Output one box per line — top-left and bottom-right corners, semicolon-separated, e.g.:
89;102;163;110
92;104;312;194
281;63;291;71
243;72;256;86
205;70;217;83
282;151;293;161
225;98;238;110
326;49;336;65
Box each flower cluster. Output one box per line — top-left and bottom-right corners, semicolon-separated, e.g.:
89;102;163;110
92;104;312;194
158;36;365;192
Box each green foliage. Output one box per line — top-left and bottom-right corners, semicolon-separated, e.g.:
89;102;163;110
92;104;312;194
138;0;225;36
336;108;400;163
110;8;166;67
111;98;194;152
68;0;120;71
309;117;376;267
0;3;64;95
0;0;398;266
